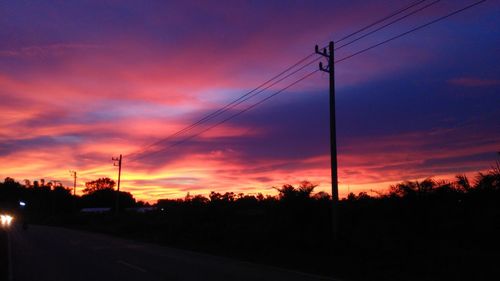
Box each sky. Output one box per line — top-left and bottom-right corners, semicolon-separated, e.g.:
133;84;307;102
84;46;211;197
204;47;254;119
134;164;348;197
1;0;499;202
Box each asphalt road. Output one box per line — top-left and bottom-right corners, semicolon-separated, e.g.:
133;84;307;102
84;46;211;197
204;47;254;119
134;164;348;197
9;225;336;281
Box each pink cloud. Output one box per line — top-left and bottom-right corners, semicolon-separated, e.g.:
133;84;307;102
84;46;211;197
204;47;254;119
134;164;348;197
0;0;496;203
0;44;104;58
448;77;500;87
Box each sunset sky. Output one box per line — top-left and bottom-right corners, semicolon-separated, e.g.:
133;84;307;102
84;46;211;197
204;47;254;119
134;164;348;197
1;0;499;202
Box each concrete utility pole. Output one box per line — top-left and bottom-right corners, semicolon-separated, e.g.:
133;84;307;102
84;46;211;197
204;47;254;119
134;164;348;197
69;170;77;196
112;154;122;215
316;41;339;240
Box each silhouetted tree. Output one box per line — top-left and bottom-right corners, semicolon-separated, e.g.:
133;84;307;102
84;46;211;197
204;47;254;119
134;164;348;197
192;195;210;206
0;177;23;203
313;191;331;201
83;177;116;194
455;174;471;192
23;179;31;188
389;180;419;197
475;162;500;191
79;177;139;208
297;181;317;198
274;181;318;201
209;192;235;203
274;184;296;200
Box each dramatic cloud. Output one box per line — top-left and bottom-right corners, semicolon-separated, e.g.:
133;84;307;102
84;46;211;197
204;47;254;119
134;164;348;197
1;0;499;202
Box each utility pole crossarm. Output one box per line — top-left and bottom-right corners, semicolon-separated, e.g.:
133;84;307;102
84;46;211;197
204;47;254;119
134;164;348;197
316;45;333;73
315;45;329;57
319;62;330;73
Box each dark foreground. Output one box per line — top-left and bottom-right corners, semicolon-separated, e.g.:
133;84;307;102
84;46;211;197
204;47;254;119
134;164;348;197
9;225;336;281
2;169;500;281
0;230;7;281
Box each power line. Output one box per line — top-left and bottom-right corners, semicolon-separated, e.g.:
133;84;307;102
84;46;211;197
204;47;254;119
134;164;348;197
334;0;441;51
335;0;486;64
128;56;321;161
126;53;317;159
133;69;320;160
127;0;434;160
76;0;485;177
334;0;428;44
133;0;486;161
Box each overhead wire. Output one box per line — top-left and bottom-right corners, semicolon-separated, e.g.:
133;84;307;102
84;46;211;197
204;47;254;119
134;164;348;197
133;69;321;159
132;0;486;161
128;0;436;161
333;0;441;50
335;0;486;64
334;0;427;44
126;53;317;159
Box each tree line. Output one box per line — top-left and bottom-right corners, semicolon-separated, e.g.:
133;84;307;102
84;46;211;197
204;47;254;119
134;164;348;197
0;176;143;221
0;163;499;280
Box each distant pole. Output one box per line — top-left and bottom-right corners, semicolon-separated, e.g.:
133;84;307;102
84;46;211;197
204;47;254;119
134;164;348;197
69;170;77;196
316;41;339;240
69;170;77;212
112;154;122;215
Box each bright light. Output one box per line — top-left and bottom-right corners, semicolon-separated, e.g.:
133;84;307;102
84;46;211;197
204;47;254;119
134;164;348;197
0;214;13;226
19;201;26;207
